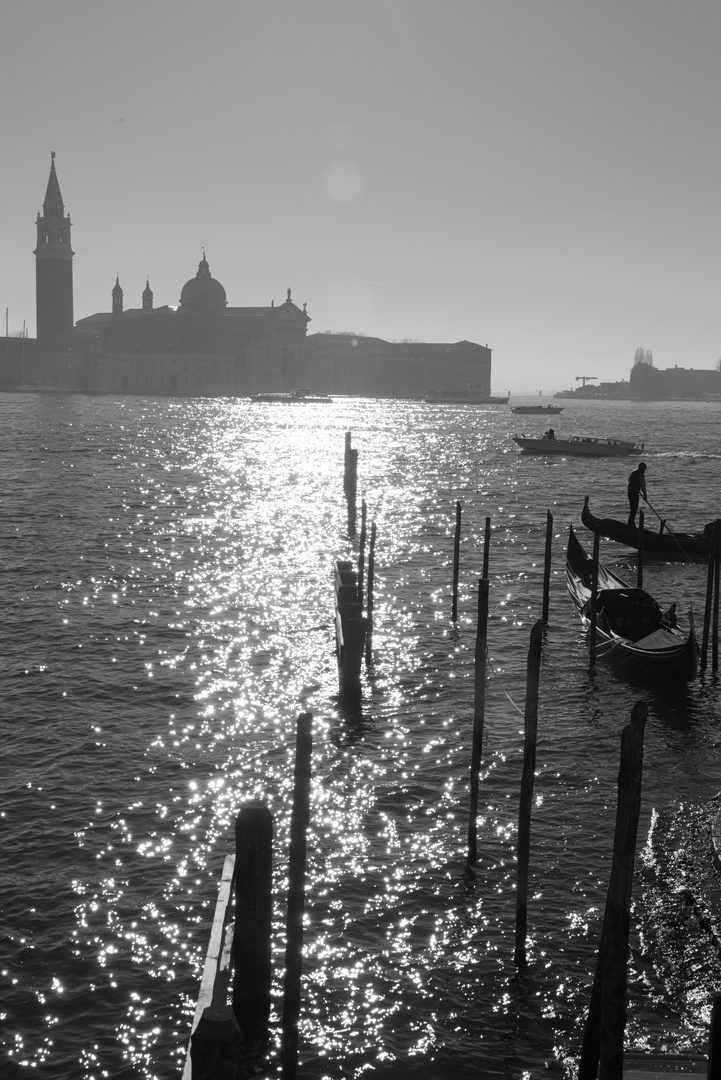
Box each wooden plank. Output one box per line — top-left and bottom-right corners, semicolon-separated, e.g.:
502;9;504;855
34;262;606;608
181;853;236;1080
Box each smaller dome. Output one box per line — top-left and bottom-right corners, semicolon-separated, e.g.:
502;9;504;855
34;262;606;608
180;255;227;313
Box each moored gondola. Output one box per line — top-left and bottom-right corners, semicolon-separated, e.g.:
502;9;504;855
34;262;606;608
581;495;712;562
566;525;698;681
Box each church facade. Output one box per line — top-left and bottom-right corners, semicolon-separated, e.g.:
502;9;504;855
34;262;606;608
0;155;493;398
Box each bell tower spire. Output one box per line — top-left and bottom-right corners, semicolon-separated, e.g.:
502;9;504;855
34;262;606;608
35;151;74;345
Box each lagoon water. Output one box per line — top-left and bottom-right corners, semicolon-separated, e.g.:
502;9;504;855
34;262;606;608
2;392;721;1079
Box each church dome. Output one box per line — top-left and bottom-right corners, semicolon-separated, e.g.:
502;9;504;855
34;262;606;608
179;255;227;313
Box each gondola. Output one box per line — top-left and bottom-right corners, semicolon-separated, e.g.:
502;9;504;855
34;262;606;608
565;525;698;681
581;496;712;562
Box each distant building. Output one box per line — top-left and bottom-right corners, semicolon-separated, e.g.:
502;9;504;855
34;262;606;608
304;333;492;398
1;154;493;398
660;366;721;400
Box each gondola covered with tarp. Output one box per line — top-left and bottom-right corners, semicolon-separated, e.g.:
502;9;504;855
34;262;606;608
565;525;698;681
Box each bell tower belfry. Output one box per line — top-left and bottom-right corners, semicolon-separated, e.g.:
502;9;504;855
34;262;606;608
35;151;74;345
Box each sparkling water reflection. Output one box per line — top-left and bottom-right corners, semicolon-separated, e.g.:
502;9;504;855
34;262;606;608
1;394;720;1078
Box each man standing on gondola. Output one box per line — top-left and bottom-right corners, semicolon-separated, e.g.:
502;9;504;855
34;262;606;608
627;461;647;527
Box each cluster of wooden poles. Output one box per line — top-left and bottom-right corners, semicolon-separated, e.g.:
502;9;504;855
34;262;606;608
184;456;721;1079
452;496;721;1075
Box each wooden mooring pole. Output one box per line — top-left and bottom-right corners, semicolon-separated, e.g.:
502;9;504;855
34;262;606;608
358;499;367;608
636;510;644;591
365;521;377;667
343;431;351;494
347;448;358;536
589;530;600;673
451;501;462;622
466;577;489;872
708;992;721;1079
335;559;367;697
232;804;274;1047
701;519;720;673
514;619;543;971
542;510;553;624
579;701;647;1080
281;713;313;1080
482;516;491;580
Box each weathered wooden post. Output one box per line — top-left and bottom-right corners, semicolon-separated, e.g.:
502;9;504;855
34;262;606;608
347;448;358;536
365;522;377;667
343;431;351;494
579;701;647;1080
482;516;491;579
358;499;367;608
466;577;489;872
707;992;721;1079
281;713;313;1080
542;510;553;624
589;530;600;673
636;510;644;590
514;619;543;971
701;520;720;672
451;501;462;622
335;560;367;697
713;519;720;673
232;804;274;1047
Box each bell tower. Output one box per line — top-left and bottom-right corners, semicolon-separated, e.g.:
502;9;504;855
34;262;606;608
35;152;74;345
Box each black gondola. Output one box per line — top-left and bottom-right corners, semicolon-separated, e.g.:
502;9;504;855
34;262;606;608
581;496;712;562
566;525;698;682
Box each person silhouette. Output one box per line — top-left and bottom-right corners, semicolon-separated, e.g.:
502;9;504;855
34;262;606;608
627;462;647;527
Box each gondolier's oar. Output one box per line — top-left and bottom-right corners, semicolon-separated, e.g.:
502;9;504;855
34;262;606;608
642;498;695;563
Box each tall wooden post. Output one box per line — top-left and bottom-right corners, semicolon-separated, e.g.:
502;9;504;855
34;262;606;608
579;702;647;1080
707;992;721;1079
701;520;719;672
451;501;462;622
589;530;600;673
466;577;489;871
358;499;367;608
542;510;553;624
343;431;351;494
482;516;491;580
281;714;313;1080
713;520;720;673
636;510;644;590
233;804;273;1045
514;620;543;971
347;449;358;536
365;522;377;667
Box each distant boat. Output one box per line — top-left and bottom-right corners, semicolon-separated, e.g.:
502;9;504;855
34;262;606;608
424;385;508;404
250;388;332;403
510;404;564;415
513;434;642;457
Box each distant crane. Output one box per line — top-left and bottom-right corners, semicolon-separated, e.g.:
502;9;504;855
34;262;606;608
575;376;598;387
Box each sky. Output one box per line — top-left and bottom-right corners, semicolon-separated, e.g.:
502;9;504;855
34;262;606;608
1;0;719;391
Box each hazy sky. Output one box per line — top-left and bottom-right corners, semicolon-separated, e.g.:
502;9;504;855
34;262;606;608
2;0;719;390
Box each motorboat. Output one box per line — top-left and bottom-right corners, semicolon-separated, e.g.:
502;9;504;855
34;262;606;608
513;434;642;457
565;525;697;681
250;388;332;403
510;404;564;415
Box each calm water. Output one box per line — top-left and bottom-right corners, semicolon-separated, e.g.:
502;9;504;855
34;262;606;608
1;393;720;1080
